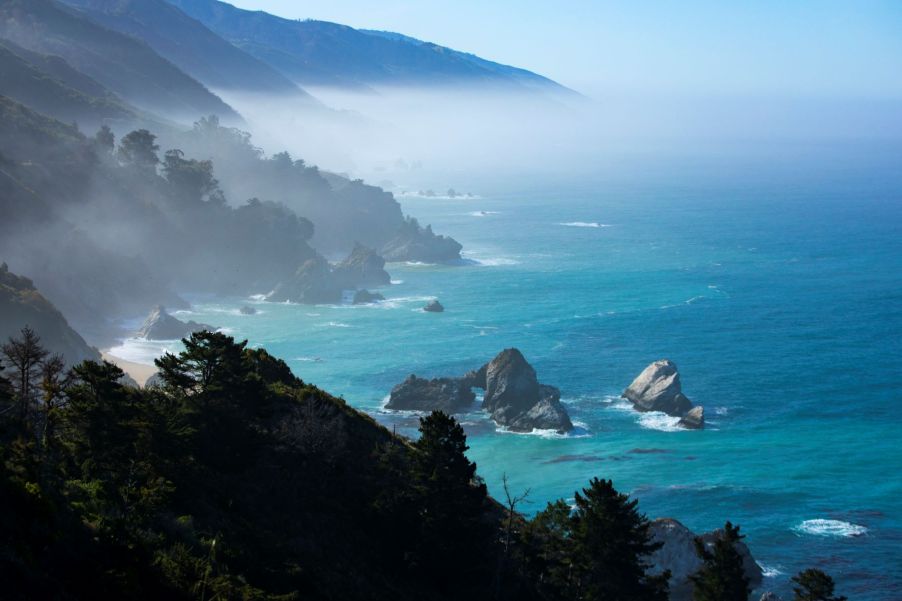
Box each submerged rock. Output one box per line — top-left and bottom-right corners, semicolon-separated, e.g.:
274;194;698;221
423;299;444;313
352;289;385;304
386;375;475;412
137;305;213;340
646;518;763;601
239;305;257;315
678;406;705;429
623;359;693;415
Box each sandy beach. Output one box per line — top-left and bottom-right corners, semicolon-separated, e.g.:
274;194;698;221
102;352;157;387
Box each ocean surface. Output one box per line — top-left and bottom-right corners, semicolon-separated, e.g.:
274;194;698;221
112;152;902;599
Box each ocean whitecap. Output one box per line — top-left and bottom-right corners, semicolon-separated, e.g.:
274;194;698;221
559;221;612;228
794;519;868;538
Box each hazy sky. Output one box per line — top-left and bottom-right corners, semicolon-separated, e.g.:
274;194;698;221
227;0;902;99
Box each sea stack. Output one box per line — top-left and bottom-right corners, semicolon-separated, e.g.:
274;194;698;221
623;359;704;429
137;305;213;340
423;299;444;312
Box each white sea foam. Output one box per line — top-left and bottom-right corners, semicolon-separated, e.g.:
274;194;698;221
472;257;519;266
637;412;684;432
559;221;612;228
249;294;267;301
757;562;784;578
316;321;352;328
468;210;500;217
390;279;404;285
295;356;324;363
495;425;591;439
794;519;868;538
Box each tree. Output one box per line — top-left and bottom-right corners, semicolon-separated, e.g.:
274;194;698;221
39;354;71;449
690;521;750;601
118;129;159;172
162;149;225;205
521;499;576;600
569;478;669;601
411;411;490;584
792;569;847;601
93;125;115;154
1;326;48;423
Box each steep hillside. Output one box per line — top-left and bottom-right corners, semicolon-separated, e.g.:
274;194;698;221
59;0;318;102
166;0;571;93
0;0;240;122
0;41;138;126
0;263;100;365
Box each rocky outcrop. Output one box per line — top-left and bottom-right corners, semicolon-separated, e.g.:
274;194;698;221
332;243;391;289
266;246;390;304
623;360;704;429
352;290;385;304
145;371;165;388
381;217;463;263
478;349;572;432
266;255;341;304
137;305;213;340
0;262;100;365
759;594;782;601
646;518;763;600
239;305;257;315
423;299;444;313
387;349;573;433
386;375;476;412
678;406;705;429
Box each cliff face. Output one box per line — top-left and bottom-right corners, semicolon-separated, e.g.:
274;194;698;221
0;262;100;365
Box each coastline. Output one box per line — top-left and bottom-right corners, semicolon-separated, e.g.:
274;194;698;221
102;351;156;387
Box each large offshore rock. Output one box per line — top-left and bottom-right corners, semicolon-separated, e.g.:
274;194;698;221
480;349;573;433
623;359;693;415
386;375;475;412
646;518;764;600
136;305;213;340
423;299;444;313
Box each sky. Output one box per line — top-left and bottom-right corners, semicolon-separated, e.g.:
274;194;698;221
227;0;902;100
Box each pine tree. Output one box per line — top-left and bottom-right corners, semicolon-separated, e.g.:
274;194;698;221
1;326;49;423
792;568;847;601
690;521;750;601
520;499;576;600
569;478;669;601
411;411;490;585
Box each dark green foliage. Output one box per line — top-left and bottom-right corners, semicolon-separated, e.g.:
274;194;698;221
163;149;225;205
118;129;160;173
792;568;847;601
690;522;750;601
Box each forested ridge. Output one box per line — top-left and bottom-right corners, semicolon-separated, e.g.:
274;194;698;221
0;328;846;601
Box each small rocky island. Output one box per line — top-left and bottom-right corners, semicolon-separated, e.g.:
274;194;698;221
137;305;214;340
423;299;444;312
387;348;573;433
622;359;705;429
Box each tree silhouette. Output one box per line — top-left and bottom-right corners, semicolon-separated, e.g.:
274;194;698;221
690;521;750;601
792;568;847;601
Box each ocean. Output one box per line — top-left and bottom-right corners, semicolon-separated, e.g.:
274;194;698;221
111;147;902;599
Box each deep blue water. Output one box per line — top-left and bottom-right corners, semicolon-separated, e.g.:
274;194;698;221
114;154;902;599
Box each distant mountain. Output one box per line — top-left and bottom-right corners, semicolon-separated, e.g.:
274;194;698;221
0;0;241;122
59;0;318;102
166;0;573;93
0;40;140;127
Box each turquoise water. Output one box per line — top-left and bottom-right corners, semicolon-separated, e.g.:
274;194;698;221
114;153;902;599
